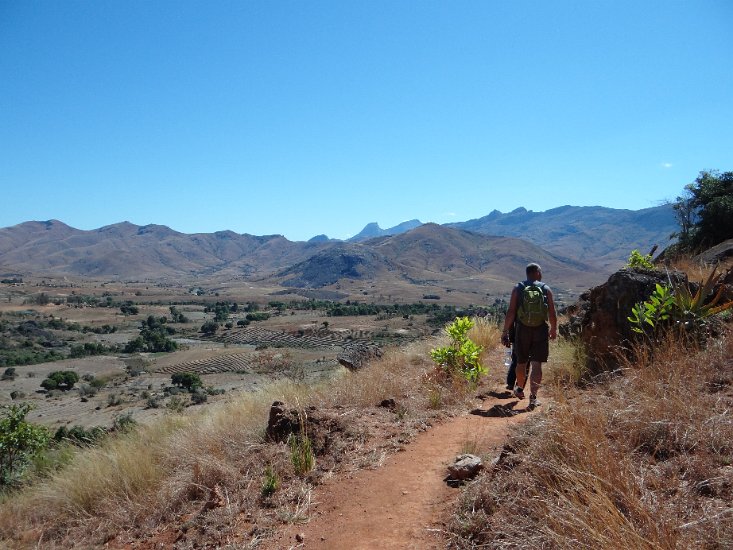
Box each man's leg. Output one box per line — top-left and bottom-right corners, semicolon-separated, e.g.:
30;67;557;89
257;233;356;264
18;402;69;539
528;361;542;397
506;351;517;389
514;361;528;398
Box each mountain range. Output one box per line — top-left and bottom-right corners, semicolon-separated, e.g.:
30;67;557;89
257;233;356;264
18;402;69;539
0;205;677;302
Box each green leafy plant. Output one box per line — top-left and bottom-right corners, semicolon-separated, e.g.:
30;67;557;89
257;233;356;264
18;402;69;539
0;403;51;486
628;267;733;339
626;249;655;270
430;316;487;385
672;266;733;330
628;284;675;334
261;465;280;497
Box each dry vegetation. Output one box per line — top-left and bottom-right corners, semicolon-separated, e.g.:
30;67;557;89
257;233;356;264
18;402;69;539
447;329;733;549
3;269;731;549
0;322;498;549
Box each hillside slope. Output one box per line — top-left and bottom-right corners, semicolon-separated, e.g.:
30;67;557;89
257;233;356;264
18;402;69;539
450;204;676;269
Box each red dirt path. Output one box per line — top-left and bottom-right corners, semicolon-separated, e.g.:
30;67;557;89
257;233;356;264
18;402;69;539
263;394;531;549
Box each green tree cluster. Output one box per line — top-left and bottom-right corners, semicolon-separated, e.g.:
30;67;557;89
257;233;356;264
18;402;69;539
169;306;189;323
40;370;79;391
673;170;733;252
124;315;177;353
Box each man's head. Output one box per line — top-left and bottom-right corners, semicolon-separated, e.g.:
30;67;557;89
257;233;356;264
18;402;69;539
526;263;542;281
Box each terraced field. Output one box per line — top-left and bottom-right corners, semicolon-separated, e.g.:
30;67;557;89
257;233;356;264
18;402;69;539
157;352;258;375
215;326;375;349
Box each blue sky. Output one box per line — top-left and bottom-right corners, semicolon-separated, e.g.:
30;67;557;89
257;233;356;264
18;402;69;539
1;1;731;241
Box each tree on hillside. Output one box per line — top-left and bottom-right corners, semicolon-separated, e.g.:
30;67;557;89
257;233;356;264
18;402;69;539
171;372;202;392
673;170;733;251
40;370;79;391
124;316;177;353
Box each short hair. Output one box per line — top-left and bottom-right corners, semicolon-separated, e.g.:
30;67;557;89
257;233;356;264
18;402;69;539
526;263;542;278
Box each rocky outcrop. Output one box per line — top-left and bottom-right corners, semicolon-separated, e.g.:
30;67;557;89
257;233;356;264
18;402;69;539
337;342;383;371
694;238;733;264
265;401;345;455
560;268;688;373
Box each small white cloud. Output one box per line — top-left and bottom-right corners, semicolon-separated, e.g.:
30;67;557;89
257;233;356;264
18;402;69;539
444;212;457;217
661;162;673;169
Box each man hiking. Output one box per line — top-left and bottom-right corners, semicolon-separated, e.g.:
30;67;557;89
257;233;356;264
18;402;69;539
501;263;557;409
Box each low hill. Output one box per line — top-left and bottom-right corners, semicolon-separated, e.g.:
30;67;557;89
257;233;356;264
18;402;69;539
275;224;602;303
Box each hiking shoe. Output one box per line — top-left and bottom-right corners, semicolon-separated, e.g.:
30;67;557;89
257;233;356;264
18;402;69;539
513;385;525;400
528;395;539;409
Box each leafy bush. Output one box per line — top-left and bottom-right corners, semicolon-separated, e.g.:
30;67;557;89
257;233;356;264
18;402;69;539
0;403;50;486
430;317;487;385
112;413;137;434
53;425;107;446
626;249;654;269
190;388;208;404
166;395;187;413
628;267;733;343
171;372;202;392
245;312;270;322
40;370;79;391
200;320;219;335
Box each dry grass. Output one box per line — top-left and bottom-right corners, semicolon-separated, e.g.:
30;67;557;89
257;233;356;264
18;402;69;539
468;315;502;367
448;327;733;549
0;324;484;548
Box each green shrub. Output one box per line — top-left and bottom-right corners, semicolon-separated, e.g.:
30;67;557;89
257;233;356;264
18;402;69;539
200;320;219;335
626;249;655;269
171;372;202;392
112;413;137;433
166;395;187;413
40;370;79;391
430;316;486;385
261;465;279;497
0;403;50;486
628;267;733;343
190;388;208;404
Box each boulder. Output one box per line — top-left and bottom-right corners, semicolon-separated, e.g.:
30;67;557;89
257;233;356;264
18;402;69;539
266;401;302;443
337;342;382;371
694;238;733;264
560;268;687;373
446;454;484;483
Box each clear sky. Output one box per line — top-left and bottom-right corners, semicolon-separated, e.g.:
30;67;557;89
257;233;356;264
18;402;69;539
1;1;731;241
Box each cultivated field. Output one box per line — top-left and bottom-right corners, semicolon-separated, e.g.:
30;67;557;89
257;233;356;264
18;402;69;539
0;276;453;434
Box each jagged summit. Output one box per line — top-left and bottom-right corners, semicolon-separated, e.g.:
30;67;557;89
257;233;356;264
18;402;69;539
349;219;423;242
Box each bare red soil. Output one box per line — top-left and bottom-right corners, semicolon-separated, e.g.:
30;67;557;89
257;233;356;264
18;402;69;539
263;394;530;549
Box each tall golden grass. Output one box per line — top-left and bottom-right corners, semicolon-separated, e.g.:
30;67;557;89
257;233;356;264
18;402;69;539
448;328;733;549
0;330;485;548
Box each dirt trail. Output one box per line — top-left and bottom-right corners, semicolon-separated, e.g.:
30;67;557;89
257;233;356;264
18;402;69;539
264;393;531;549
